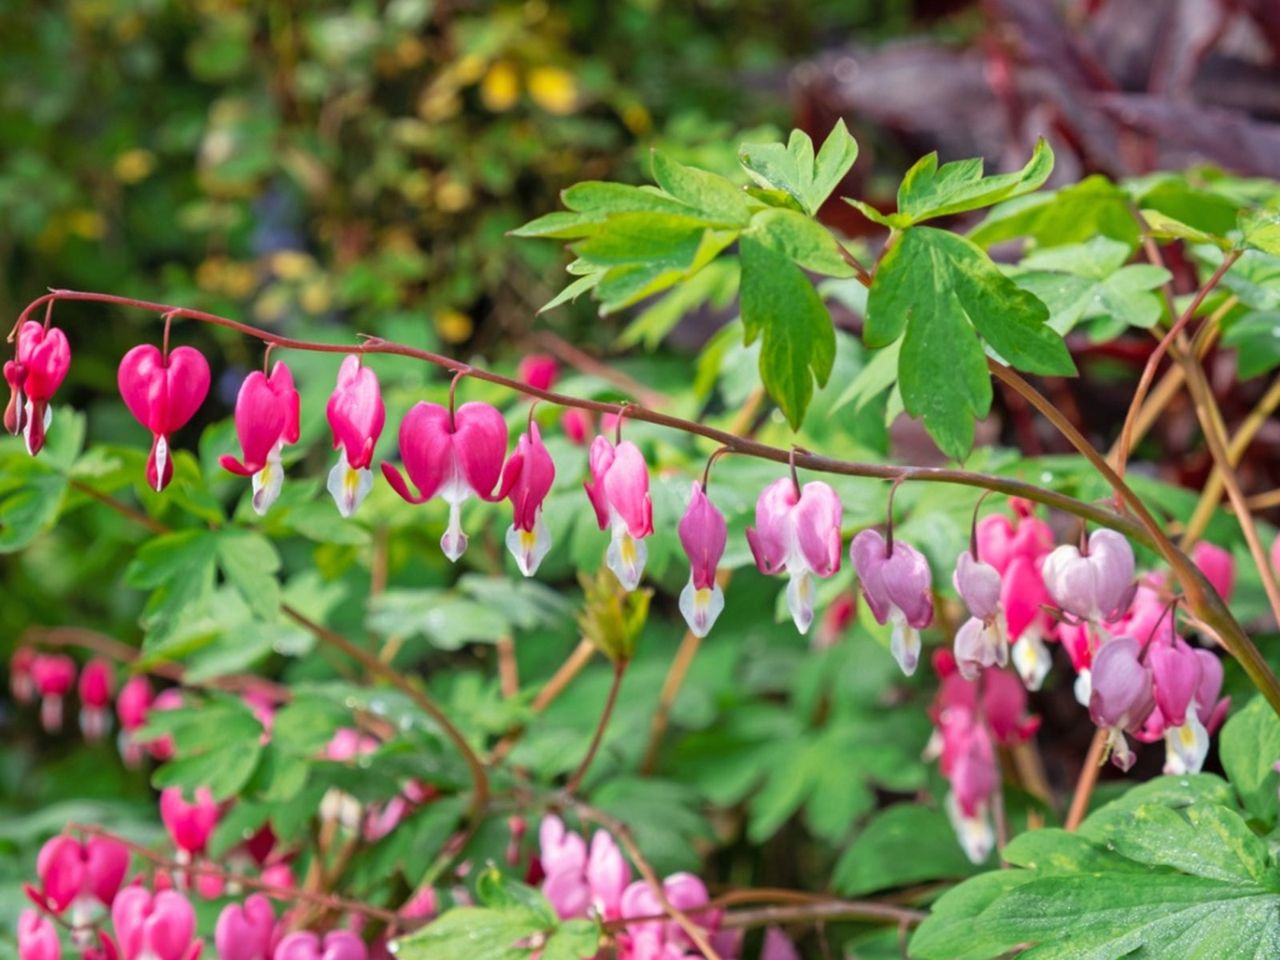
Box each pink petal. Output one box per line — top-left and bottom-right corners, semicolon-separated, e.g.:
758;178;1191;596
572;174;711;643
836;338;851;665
793;482;842;577
583;436;615;530
507;423;556;531
747;478;799;576
603;441;653;538
326;356;384;469
850;528;891;623
388;402;453;502
678;482;726;590
453;402;509;500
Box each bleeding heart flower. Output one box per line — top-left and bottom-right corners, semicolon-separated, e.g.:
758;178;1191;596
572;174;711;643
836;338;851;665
78;658;115;742
940;710;998;864
1191;541;1235;602
382;400;511;561
745;477;842;634
111;888;201;960
11;646;36;704
214;895;274;960
678;481;727;638
5;320;71;456
117;343;211;492
584;437;654;591
500;422;556;576
517;354;559;391
1042;529;1135;622
31;654;76;733
220;362;300;515
159;787;219;857
273;931;367;960
35;833;130;922
18;909;60;960
1089;636;1155;771
326;356;385;517
850;529;933;675
1002;556;1055;691
115;676;153;768
951;550;1007;680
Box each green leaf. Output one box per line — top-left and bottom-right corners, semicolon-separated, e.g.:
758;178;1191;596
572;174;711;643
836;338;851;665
125;529;220;646
739;230;836;428
393;906;548;960
475;866;559;926
746;208;855;278
970;175;1140;250
617;259;739;350
1221;695;1280;827
542;920;601;960
834;804;980;895
867;227;1073;458
1222;310;1280;379
1241;207;1280;256
145;696;264;800
911;794;1280;960
650;150;751;225
895;139;1053;226
0;454;67;552
561;181;694;216
217;529;281;621
1142;209;1229;250
739;120;859;216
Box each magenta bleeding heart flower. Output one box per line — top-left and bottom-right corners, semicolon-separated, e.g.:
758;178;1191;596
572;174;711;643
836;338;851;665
539;816;632;923
111;888;201;960
220;361;300;515
584;436;654;591
159;787;219;857
1042;529;1135;623
18;908;59;960
1191;541;1235;602
746;477;842;635
1089;636;1155;771
678;481;727;637
34;833;129;923
4;320;71;456
501;421;556;576
850;529;933;675
31;653;76;733
952;551;1007;680
939;710;998;864
116;675;154;768
118;342;211;493
382;400;511;562
78;658;114;742
517;353;559;391
274;930;368;960
215;895;275;960
326;355;385;517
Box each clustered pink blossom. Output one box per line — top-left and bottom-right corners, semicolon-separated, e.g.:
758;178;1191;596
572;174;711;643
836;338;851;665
4;318;71;454
537;816;752;960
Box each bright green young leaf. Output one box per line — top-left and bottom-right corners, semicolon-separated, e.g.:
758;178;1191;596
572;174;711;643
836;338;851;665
217;528;282;621
1141;209;1230;250
125;528;220;646
894;138;1053;226
738;120;859;216
746;208;855;278
1241;206;1280;256
617;258;739;350
739;230;836;428
650;150;751;225
0;454;67;553
393;906;548;960
866;226;1073;458
970;174;1140;250
143;695;264;800
1220;695;1280;827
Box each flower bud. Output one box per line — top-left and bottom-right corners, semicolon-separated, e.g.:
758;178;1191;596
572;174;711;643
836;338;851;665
1042;529;1135;622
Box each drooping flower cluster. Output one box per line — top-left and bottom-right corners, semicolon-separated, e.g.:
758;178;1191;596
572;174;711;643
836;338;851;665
4;319;71;455
537;816;744;960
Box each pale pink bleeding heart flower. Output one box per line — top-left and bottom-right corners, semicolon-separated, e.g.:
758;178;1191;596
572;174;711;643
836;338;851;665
500;421;556;576
1144;637;1221;776
326;355;385;517
118;343;211;492
5;320;71;456
1194;648;1231;736
31;654;76;733
539;816;590;919
35;834;129;923
761;927;800;960
220;361;300;515
159;787;219;858
746;477;842;634
850;529;933;675
111;888;201;960
17;909;60;960
1191;541;1235;602
1089;636;1155;772
678;481;727;637
78;658;115;742
273;931;367;960
382;400;510;561
1042;529;1135;623
11;646;36;704
584;830;631;921
214;894;275;960
952;550;1007;680
584;436;654;591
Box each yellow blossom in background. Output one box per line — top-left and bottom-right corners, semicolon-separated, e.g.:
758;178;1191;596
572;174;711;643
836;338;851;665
435;308;473;344
481;61;520;112
67;210;107;240
114;148;156;184
435;177;473;213
622;102;652;135
454;53;487;85
270;250;317;280
527;66;578;115
221;261;258;299
253;285;291;325
299;278;332;315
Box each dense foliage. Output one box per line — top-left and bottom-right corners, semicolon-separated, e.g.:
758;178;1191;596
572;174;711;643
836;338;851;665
7;4;1280;960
